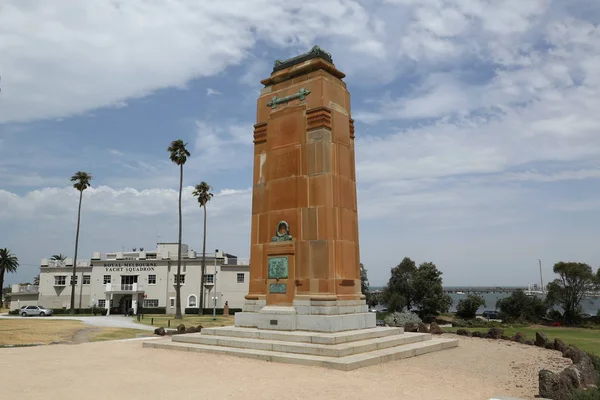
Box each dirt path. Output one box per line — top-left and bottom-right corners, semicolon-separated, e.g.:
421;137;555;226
0;333;573;400
69;327;102;344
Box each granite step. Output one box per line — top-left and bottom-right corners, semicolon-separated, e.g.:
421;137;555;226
143;336;459;371
198;326;404;345
172;331;430;357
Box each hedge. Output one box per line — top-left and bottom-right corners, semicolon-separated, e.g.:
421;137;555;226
184;307;241;315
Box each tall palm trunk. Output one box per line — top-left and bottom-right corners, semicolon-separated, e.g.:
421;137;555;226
198;204;207;315
70;190;83;314
175;164;183;319
0;267;5;308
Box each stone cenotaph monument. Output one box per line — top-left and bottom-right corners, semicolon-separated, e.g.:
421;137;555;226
145;47;458;369
234;46;374;332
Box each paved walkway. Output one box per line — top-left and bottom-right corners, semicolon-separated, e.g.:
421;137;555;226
0;314;156;331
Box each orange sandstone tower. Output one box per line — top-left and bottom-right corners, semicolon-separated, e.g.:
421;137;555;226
235;46;375;332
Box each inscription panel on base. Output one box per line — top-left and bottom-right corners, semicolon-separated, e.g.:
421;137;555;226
269;283;287;294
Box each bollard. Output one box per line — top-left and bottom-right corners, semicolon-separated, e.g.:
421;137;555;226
168;319;171;328
151;317;154;325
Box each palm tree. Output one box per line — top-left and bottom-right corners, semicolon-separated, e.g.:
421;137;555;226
192;182;213;315
168;139;190;319
69;171;92;314
0;249;19;308
50;254;67;266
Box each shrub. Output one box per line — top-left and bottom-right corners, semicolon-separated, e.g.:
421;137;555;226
8;309;19;315
456;295;486;319
571;389;600;400
496;290;547;323
384;311;422;327
452;318;500;328
184;308;241;315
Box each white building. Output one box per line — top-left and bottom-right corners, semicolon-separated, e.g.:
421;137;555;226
10;243;249;315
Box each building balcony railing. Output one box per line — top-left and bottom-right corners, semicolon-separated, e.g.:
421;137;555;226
104;283;144;292
11;285;39;294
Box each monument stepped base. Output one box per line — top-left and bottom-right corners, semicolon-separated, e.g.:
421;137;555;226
143;326;459;371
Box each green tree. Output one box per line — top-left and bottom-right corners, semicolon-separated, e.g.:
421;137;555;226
69;171;92;314
168;139;190;319
0;248;19;308
412;261;452;318
546;261;598;323
360;263;371;304
33;274;40;286
456;294;486;319
496;290;547;322
192;181;213;315
383;257;417;312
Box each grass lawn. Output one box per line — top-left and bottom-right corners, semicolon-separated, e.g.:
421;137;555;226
88;328;154;342
444;325;600;355
0;319;83;345
133;314;235;329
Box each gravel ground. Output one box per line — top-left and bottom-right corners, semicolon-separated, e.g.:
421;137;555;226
0;333;572;400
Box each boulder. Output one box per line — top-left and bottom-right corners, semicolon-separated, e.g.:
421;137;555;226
196;325;204;332
514;332;526;343
154;327;166;336
535;331;550;348
429;322;443;335
524;339;534;346
487;327;504;339
177;324;186;333
456;329;471;337
539;346;599;400
417;323;429;333
404;322;418;332
554;338;567;353
500;335;511;341
185;326;198;334
471;331;483;338
545;342;556;350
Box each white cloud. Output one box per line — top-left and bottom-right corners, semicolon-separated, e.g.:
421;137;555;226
206;88;221;96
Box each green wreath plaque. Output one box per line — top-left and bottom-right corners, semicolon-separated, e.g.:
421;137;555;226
268;256;288;280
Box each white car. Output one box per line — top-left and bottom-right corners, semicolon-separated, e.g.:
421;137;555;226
20;305;54;317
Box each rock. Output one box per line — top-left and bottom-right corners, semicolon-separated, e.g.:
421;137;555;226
539;369;560;399
404;322;418;332
488;327;504;339
471;331;483;338
554;338;567;353
185;326;197;333
535;331;550;348
429;322;443;335
514;332;526;343
154;327;166;336
524;339;534;346
177;324;186;333
456;329;471;337
196;325;204;332
539;346;599;399
500;335;511;341
417;323;429;333
545;342;556;350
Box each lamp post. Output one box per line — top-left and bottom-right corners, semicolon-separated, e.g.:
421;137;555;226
213;249;218;320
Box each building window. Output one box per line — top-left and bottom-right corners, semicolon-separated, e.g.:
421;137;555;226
103;275;111;284
148;275;156;285
169;297;175;308
188;295;197;308
98;299;106;308
174;274;185;285
54;276;66;286
70;276;78;285
237;273;245;283
204;274;214;284
83;275;91;285
144;299;159;308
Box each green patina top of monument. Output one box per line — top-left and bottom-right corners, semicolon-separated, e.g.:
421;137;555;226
272;45;333;73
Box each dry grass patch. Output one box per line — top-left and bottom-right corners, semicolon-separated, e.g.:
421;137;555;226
89;328;154;342
0;319;83;345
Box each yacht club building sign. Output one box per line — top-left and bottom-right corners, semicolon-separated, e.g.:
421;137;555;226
102;262;157;272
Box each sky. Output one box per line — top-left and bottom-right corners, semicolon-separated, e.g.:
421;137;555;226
1;0;600;287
